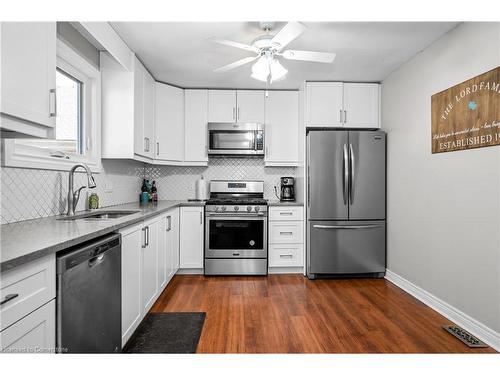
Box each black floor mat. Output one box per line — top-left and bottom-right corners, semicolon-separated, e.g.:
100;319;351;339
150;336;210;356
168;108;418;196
124;312;206;353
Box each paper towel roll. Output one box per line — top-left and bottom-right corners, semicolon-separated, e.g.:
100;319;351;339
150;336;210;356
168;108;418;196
195;176;208;200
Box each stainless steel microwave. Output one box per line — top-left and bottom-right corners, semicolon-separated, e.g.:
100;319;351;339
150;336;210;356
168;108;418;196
207;123;264;156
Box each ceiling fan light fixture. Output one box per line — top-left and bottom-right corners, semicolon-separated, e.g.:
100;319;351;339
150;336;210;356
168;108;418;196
251;57;270;82
269;59;288;81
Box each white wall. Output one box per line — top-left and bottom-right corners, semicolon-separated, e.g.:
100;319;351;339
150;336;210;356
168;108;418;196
382;22;500;334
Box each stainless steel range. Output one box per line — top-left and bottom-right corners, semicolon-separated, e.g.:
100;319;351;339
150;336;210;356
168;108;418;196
205;180;268;276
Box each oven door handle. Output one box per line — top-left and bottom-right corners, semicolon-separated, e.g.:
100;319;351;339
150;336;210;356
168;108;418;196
206;213;266;217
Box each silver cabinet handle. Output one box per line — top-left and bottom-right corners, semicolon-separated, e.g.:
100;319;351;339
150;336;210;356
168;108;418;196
339;109;342;124
157;142;159;156
144;137;148;152
349;143;355;204
279;212;293;216
279;254;293;258
237;107;240;120
1;293;19;305
166;215;172;231
344;110;347;124
313;224;382;229
279;231;293;235
200;211;203;225
49;88;57;117
141;227;147;248
307;165;310;207
343;144;348;205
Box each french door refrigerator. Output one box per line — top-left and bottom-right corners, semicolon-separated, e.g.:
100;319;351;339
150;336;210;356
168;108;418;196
306;130;386;279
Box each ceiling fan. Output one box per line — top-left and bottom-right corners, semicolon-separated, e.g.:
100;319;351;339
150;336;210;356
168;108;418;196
211;22;336;84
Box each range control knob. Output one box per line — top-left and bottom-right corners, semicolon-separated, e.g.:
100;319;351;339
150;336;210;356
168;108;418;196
247;206;252;212
254;206;260;212
234;206;239;211
221;206;227;211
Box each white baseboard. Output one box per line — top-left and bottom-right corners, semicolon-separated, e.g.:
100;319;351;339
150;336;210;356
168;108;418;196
385;269;500;352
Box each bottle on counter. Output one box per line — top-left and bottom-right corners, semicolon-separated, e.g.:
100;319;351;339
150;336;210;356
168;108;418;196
88;193;99;209
140;178;149;204
151;181;158;203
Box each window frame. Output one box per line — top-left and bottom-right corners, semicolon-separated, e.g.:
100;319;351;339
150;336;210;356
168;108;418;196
2;39;102;173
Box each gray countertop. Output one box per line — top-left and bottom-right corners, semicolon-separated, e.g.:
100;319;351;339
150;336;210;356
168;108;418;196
267;200;304;206
0;200;204;272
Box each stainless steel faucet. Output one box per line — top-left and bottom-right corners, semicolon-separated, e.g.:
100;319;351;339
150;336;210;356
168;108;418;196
66;163;97;216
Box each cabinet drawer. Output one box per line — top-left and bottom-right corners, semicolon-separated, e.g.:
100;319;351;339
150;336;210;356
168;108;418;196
269;206;303;221
269;244;303;267
269;222;303;244
0;300;55;353
0;255;55;331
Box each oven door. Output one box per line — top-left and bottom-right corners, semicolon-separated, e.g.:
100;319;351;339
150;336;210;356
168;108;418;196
205;214;268;258
207;123;264;155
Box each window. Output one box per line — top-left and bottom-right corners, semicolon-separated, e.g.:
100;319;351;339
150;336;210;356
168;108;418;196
3;39;101;172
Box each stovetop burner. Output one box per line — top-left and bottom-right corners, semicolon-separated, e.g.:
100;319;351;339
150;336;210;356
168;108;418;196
205;198;268;206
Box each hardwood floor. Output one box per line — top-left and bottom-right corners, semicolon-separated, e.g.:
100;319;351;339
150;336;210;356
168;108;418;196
151;274;496;353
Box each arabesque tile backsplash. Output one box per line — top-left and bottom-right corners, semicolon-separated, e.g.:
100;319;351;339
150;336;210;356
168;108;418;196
1;158;297;224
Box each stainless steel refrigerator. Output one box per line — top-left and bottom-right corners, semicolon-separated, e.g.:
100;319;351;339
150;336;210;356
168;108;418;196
306;130;386;279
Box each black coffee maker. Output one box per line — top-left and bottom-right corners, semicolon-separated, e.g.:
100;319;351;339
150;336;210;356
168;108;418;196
280;177;295;201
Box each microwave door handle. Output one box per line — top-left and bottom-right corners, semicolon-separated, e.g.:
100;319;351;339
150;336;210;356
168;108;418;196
254;131;258;151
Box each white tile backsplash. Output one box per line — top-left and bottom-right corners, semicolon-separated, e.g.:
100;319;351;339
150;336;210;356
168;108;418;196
144;158;297;201
1;157;296;224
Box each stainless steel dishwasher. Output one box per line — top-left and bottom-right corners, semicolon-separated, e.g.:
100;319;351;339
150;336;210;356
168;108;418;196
56;233;121;353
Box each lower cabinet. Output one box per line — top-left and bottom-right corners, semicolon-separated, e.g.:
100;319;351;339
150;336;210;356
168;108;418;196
179;206;204;269
0;300;55;353
268;206;305;270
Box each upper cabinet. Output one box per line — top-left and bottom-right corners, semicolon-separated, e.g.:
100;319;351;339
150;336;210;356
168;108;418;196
155;82;184;162
101;53;155;160
208;90;265;123
305;82;380;128
0;22;56;138
208;90;236;123
264;91;299;166
184;89;208;165
236;90;265;123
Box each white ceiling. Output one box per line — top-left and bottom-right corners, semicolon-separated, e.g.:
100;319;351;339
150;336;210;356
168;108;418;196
111;22;458;89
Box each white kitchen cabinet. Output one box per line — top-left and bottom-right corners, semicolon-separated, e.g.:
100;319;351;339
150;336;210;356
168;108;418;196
141;217;160;314
305;82;380;128
268;206;304;270
179;206;204;269
0;22;56;138
101;53;155;160
306;82;343;127
184;89;208;165
0;300;55;353
264;91;299;166
343;83;380;128
154;82;184;161
208;90;236;122
170;208;180;273
120;224;143;346
157;215;168;291
236;90;265;123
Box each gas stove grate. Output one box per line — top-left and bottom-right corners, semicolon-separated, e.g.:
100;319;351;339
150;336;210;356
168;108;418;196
442;325;488;348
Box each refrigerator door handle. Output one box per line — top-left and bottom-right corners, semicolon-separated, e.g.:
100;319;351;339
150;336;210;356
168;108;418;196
343;144;349;205
349;143;355;204
313;224;382;230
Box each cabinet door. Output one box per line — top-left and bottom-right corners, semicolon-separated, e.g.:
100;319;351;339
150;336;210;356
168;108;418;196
306;82;343;127
171;208;180;273
179;207;204;269
120;225;142;346
184;89;208;163
0;22;56;130
143;69;156;156
0;300;55;353
264;91;299;165
343;83;380;128
157;216;168;291
208;90;236;122
155;83;184;161
236;90;265;123
133;58;146;156
141;220;158;314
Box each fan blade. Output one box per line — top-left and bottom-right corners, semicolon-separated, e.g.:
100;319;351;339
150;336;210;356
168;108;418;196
210;37;259;53
271;22;307;51
281;50;336;63
214;56;258;73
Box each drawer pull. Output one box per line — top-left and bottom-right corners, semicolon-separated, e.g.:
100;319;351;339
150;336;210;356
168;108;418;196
279;231;293;235
279;212;293;216
279;254;293;258
1;293;19;306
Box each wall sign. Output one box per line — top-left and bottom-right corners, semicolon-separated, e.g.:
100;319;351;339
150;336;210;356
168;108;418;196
431;67;500;154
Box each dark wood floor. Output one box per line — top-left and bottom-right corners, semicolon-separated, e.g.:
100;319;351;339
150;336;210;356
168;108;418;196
151;274;496;353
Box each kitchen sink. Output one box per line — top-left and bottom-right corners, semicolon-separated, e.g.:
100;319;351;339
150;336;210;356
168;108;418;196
57;210;140;221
